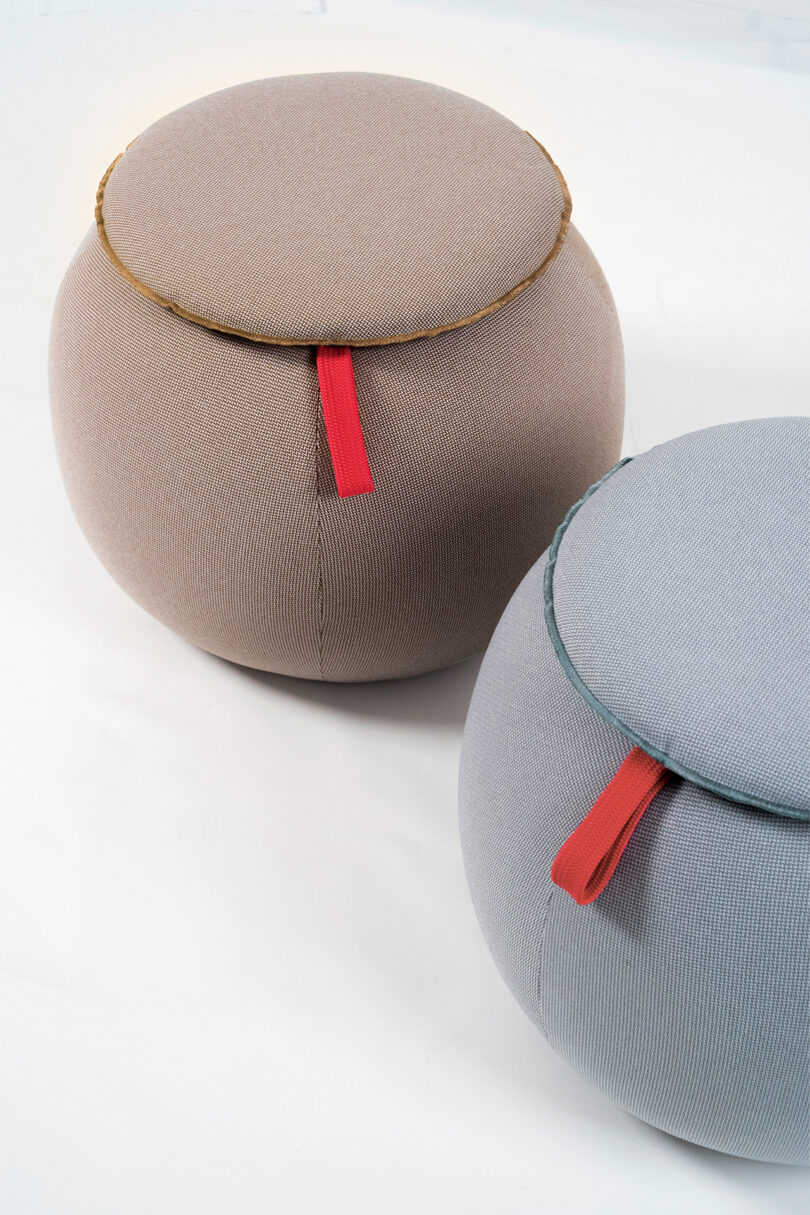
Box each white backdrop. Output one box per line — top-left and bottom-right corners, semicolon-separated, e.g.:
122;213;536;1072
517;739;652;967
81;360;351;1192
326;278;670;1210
1;3;808;1212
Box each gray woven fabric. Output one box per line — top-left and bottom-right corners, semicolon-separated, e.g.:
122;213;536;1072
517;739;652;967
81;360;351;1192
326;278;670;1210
100;73;568;344
548;417;810;818
543;778;810;1164
460;554;810;1164
50;222;623;681
460;554;632;1018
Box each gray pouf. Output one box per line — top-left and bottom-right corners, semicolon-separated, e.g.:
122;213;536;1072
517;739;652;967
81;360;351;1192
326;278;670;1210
459;416;809;1164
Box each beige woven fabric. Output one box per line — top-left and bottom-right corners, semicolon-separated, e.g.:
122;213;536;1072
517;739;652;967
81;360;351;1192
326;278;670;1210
99;73;569;345
50;222;623;681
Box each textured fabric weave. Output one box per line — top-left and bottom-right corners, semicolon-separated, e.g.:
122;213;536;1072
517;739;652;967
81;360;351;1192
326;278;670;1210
460;556;810;1164
100;73;568;344
50;223;623;681
548;417;810;818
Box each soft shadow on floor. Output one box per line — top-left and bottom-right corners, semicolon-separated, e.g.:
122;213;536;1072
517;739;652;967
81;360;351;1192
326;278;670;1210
226;652;484;730
663;1126;808;1197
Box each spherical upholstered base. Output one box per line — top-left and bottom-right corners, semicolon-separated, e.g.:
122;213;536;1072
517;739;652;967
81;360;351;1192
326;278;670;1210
460;557;809;1163
461;418;810;1163
50;222;623;681
49;72;625;682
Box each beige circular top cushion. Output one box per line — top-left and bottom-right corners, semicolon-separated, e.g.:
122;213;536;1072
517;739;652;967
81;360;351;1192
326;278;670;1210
97;72;571;346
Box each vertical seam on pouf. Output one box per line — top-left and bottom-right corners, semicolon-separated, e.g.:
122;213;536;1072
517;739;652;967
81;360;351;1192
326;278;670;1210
314;387;325;681
535;885;558;1041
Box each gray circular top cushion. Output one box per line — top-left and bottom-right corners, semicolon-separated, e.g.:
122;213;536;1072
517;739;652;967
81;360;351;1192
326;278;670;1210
544;416;810;819
97;72;570;346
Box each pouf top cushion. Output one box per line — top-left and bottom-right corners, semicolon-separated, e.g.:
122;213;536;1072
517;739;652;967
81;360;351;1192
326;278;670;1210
544;416;810;820
96;72;571;346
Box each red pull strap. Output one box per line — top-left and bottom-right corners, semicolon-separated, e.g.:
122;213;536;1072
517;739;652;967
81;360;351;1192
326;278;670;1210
316;346;374;499
551;747;671;905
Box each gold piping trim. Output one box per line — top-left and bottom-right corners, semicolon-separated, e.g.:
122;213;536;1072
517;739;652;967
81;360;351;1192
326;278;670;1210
95;132;572;348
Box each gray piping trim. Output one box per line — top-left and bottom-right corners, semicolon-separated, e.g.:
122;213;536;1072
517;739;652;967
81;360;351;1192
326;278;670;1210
542;459;808;822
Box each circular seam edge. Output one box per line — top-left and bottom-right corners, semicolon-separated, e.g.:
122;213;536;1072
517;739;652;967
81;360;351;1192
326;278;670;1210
94;132;572;348
542;461;809;823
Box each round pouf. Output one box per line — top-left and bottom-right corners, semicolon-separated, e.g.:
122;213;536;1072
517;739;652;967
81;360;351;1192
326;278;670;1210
49;72;623;682
460;416;809;1163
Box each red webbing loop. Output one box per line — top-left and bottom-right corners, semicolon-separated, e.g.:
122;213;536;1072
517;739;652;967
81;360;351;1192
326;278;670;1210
316;346;375;498
551;747;672;905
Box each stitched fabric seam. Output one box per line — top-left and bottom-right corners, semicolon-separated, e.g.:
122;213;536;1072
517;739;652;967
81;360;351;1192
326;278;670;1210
542;461;808;822
314;389;325;681
534;886;558;1041
94;132;572;348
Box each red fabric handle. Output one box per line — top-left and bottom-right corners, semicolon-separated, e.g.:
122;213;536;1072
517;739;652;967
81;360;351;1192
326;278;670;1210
551;747;671;905
316;346;375;499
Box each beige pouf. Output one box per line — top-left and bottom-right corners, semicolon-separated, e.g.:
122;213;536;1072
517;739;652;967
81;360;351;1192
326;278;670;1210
50;72;624;681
